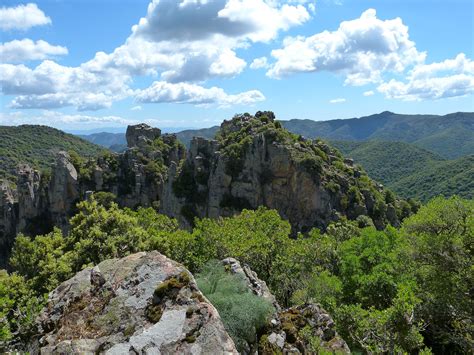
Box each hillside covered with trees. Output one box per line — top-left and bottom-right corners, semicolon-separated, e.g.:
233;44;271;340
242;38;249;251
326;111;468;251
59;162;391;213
332;140;474;202
1;194;471;354
0;125;104;182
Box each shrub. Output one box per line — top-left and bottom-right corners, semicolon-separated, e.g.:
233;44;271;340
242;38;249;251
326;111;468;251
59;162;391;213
196;260;273;352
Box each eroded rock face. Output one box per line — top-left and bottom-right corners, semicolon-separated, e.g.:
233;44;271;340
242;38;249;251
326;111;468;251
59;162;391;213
162;114;399;232
30;251;237;354
0;181;16;268
48;152;79;234
126;123;161;148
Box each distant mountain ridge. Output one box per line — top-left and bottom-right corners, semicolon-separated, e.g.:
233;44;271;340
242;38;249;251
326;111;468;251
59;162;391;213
78;112;474;158
281;111;474;159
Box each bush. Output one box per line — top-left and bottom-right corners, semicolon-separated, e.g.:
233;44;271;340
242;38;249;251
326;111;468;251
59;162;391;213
196;260;273;352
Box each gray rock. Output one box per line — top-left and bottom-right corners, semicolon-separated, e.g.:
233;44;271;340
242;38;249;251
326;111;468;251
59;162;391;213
126;124;161;148
30;251;238;354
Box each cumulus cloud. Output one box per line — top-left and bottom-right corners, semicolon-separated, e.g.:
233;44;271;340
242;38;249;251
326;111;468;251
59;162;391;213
0;3;51;31
329;98;346;103
0;110;130;127
135;81;265;106
250;57;269;69
133;0;309;43
0;60;131;110
377;53;474;100
363;90;374;96
0;39;68;62
267;9;425;85
2;0;313;111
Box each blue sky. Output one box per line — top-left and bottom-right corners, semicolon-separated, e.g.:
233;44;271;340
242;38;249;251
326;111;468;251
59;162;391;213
0;0;473;131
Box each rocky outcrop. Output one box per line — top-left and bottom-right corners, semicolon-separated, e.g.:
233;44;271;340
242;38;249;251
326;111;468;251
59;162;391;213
0;181;16;268
1;115;405;266
30;251;237;354
163;112;402;231
48;152;80;234
260;304;350;354
220;257;350;354
126;124;161;148
222;257;279;311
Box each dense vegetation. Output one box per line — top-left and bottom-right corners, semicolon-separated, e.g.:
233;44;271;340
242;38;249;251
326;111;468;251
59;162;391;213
0;125;104;182
282;111;474;159
332;140;474;202
1;193;472;353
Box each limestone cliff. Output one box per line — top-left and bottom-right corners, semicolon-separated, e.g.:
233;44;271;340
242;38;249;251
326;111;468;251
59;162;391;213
0;113;409;266
163;111;403;231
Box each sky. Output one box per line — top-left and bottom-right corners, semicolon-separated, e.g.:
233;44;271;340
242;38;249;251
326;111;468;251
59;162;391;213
0;0;473;132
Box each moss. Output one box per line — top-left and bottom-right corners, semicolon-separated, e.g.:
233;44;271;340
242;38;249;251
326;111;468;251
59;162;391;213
185;330;201;343
191;291;205;303
280;309;307;344
258;334;283;355
123;324;136;337
145;304;163;323
154;271;191;301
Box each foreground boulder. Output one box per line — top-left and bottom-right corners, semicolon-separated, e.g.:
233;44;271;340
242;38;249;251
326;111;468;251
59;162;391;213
30;251;237;354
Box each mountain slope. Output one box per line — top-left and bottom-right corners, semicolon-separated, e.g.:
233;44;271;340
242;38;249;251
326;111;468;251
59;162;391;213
332;140;473;202
391;155;474;202
281;111;474;158
78;132;127;152
0;125;105;182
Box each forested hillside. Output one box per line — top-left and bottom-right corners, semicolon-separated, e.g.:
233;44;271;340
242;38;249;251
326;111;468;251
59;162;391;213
331;140;474;201
282;111;474;158
0;125;104;182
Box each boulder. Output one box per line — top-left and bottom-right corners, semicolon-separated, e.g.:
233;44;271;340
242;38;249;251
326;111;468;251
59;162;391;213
30;251;237;355
260;304;350;354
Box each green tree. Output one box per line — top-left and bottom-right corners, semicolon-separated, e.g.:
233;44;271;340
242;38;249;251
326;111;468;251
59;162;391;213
403;196;474;353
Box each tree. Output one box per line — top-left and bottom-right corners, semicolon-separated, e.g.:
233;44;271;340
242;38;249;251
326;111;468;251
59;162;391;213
403;196;474;353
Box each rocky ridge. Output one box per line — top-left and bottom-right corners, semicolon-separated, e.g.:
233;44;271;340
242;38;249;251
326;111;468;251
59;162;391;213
0;111;409;267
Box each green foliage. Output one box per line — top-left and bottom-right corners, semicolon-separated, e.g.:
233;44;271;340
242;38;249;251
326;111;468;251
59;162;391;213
332;140;474;202
0;125;105;183
9;229;73;294
196;260;273;352
0;271;44;345
402;196;474;353
2;186;472;354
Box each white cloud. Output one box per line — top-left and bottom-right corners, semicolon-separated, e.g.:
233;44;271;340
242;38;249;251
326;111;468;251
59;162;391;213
250;57;269;69
0;3;51;31
0;39;68;62
363;90;374;96
131;105;142;111
377;53;474;100
0;60;130;110
267;8;425;86
133;0;310;43
2;0;314;111
329;98;346;103
0;110;130;126
135;81;265;106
